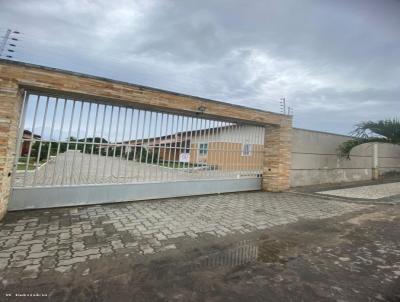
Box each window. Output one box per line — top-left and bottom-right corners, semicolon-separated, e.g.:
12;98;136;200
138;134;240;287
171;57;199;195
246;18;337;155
199;143;208;155
241;143;252;156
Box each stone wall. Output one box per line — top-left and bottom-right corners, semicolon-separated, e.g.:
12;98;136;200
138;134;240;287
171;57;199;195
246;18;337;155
0;80;23;220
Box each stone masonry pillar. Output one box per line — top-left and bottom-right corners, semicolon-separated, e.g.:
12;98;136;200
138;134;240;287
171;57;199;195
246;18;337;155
0;79;23;220
262;117;292;191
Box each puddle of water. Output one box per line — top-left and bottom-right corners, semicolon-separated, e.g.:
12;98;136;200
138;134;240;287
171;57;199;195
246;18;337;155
190;237;295;270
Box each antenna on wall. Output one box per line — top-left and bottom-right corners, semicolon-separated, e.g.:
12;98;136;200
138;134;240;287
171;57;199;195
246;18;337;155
0;29;20;59
280;97;294;116
280;97;286;114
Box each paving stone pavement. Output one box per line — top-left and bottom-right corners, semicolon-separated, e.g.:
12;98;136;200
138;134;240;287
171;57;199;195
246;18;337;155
0;192;370;281
318;182;400;200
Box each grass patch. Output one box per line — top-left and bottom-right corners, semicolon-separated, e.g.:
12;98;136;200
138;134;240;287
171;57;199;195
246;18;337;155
17;158;46;171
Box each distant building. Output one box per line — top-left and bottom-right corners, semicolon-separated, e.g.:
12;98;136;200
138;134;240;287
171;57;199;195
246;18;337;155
21;130;41;156
123;125;264;170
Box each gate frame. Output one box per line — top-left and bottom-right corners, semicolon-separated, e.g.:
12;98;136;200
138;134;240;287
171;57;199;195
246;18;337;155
0;59;292;218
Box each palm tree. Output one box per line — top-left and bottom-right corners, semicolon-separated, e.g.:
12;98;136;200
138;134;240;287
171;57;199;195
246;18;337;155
338;118;400;158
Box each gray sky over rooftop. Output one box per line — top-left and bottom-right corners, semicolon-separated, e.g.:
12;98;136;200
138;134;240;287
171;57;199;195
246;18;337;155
1;0;399;134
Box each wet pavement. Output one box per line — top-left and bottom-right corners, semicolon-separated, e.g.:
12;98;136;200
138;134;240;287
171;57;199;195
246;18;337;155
1;192;400;301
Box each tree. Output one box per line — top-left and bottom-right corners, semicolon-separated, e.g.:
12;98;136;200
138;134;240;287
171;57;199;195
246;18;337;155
338;118;400;158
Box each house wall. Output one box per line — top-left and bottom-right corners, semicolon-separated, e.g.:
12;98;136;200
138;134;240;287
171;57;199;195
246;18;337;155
291;128;400;186
189;142;263;171
158;146;182;162
201;125;265;145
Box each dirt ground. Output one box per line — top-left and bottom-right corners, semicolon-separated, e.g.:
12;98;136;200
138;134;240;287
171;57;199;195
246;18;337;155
2;202;400;302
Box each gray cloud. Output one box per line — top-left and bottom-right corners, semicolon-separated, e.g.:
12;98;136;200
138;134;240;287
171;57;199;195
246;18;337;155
1;0;399;134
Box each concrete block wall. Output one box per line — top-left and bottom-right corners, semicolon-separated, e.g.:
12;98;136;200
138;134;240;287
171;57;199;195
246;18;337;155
291;128;400;187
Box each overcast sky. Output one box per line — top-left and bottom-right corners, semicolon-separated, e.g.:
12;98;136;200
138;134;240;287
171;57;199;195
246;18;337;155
1;0;399;134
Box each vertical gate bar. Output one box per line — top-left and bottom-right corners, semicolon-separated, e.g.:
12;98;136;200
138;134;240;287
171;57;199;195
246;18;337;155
235;122;239;177
215;120;222;178
255;125;260;175
236;122;241;178
11;91;28;188
253;125;258;175
51;98;68;186
209;119;216;178
226;122;231;177
191;117;199;175
145;110;152;181
70;100;84;185
60;99;76;185
174;114;180;179
174;115;181;180
33;96;50;186
221;120;226;178
232;122;236;177
79;102;93;184
253;125;254;176
202;118;208;178
187;116;194;175
87;103;100;184
43;97;59;184
117;107;128;183
239;123;243;177
155;113;164;181
23;95;40;186
130;110;141;182
95;104;107;184
245;124;250;176
255;126;259;175
203;118;208;176
198;118;203;174
254;126;258;175
171;115;179;179
210;119;216;177
183;116;189;174
167;114;174;181
111;106;121;183
260;126;265;175
222;121;229;178
102;105;114;183
123;108;135;183
144;111;153;181
161;114;169;181
150;112;158;181
177;115;185;180
231;122;236;177
166;114;174;181
192;117;199;176
205;118;211;178
217;120;223;178
234;122;238;177
138;110;147;181
257;126;261;174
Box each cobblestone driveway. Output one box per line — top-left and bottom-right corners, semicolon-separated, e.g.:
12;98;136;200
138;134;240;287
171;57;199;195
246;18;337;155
0;192;369;281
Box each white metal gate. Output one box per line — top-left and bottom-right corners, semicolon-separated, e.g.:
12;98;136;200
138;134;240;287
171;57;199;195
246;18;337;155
10;91;265;210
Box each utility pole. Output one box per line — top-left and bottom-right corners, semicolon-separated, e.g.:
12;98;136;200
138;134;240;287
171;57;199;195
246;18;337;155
0;29;20;59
